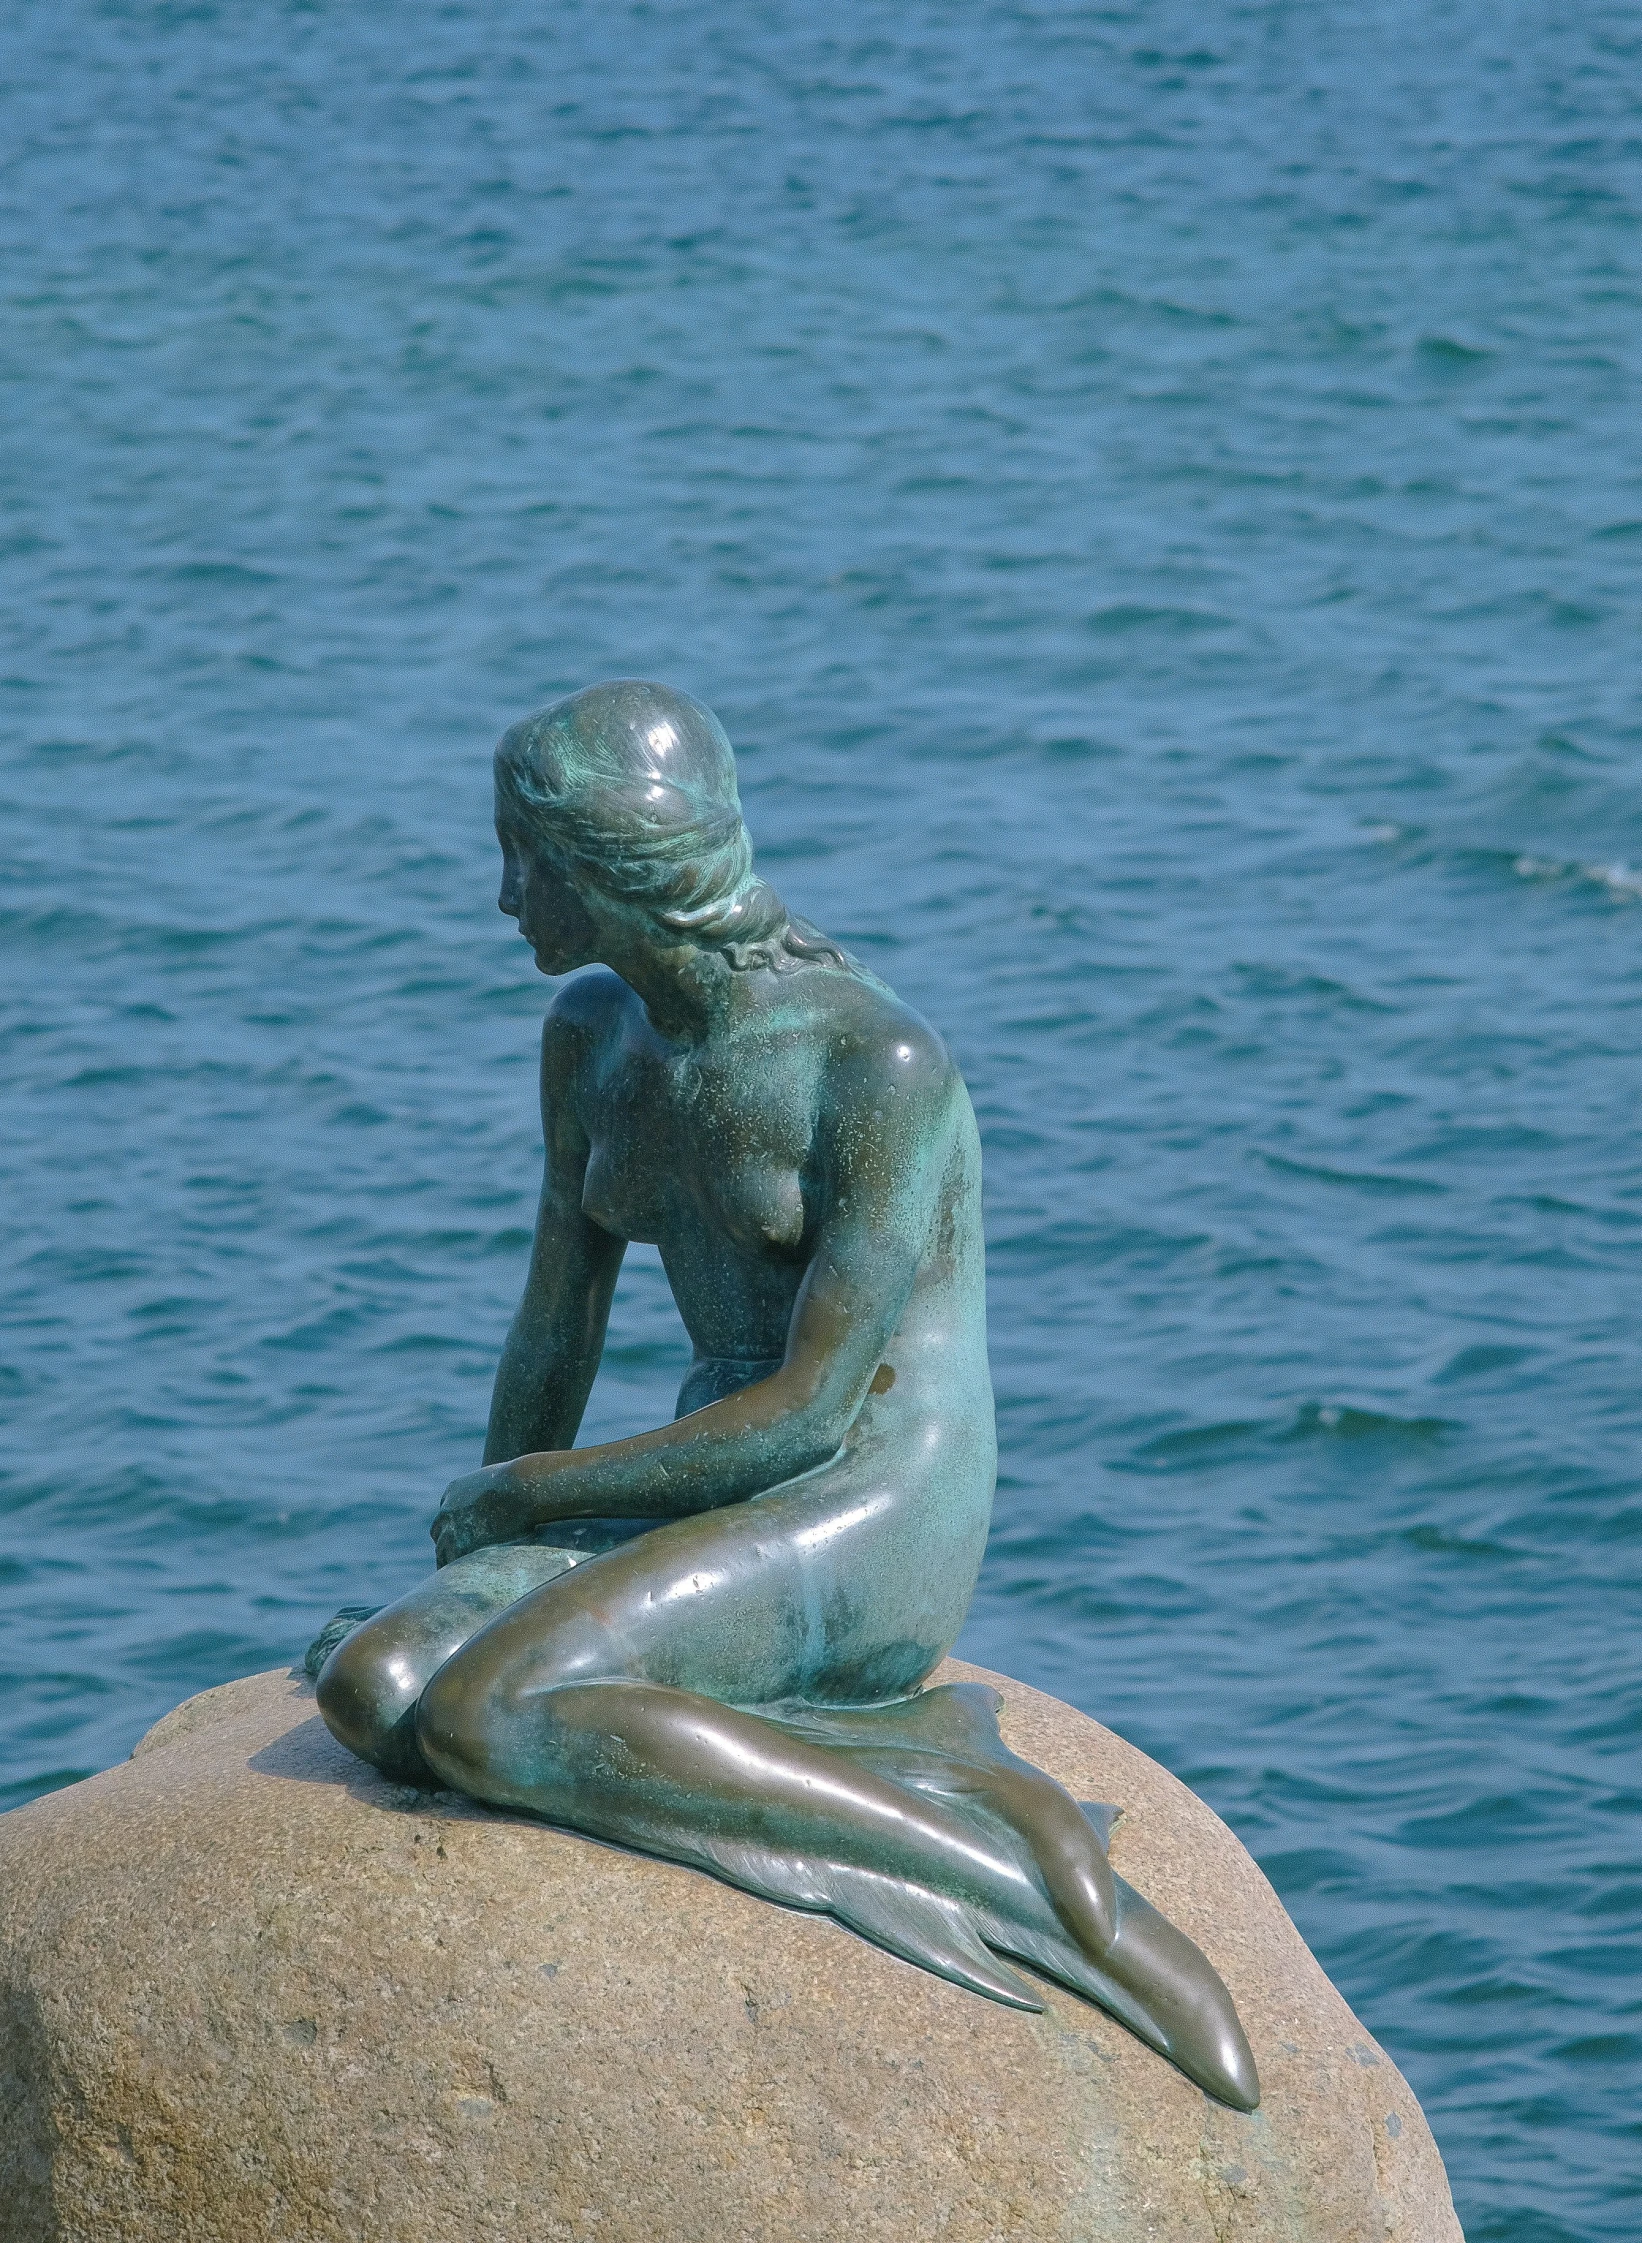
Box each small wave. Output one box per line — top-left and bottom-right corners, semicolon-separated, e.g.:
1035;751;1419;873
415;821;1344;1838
1285;1402;1453;1443
1254;1151;1446;1197
1119;1402;1452;1472
156;561;281;586
1232;963;1395;1014
1399;1793;1539;1849
990;1219;1215;1269
1084;603;1233;636
1587;862;1642;900
1416;334;1491;370
1513;853;1642;900
1146;296;1237;328
1401;1523;1517;1559
1251;1845;1360;1898
262;1307;376;1353
1;1767;93;1810
1138;1418;1266;1457
375;1331;492;1356
598;1337;695;1374
1118;1418;1270;1475
1433;1343;1534;1385
1548;2034;1640;2069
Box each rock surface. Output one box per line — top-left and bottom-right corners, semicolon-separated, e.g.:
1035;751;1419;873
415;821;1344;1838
0;1660;1461;2242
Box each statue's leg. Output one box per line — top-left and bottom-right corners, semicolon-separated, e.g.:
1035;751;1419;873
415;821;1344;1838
430;1666;1067;1964
315;1543;583;1785
412;1458;1064;1960
414;1470;1202;2005
352;1464;1255;2108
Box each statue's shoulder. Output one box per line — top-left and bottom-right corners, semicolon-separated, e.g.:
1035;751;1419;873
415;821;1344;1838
806;971;959;1108
543;967;634;1039
538;968;635;1091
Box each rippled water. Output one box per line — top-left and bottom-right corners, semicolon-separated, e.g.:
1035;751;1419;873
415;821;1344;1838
4;5;1640;2234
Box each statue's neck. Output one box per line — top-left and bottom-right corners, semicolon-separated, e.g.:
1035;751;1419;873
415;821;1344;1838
605;935;738;1045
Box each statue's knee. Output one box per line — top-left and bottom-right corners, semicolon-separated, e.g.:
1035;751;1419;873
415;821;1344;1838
316;1619;426;1781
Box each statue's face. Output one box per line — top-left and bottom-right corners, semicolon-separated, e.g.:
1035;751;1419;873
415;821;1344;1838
496;810;601;975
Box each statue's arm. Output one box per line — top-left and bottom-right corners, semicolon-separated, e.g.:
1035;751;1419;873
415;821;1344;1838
435;1020;955;1558
482;999;625;1464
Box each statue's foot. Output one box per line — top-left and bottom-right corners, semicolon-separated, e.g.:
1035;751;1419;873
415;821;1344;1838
303;1606;382;1681
980;1876;1260;2111
737;1687;1260;2108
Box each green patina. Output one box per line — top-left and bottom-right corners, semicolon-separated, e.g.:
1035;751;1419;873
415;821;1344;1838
315;680;1258;2110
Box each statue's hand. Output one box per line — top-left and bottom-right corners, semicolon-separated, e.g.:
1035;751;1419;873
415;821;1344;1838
431;1465;535;1568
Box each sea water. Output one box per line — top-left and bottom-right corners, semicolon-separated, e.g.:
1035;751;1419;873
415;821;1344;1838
2;5;1639;2234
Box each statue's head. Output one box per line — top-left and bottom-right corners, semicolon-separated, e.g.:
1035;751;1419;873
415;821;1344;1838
494;680;847;977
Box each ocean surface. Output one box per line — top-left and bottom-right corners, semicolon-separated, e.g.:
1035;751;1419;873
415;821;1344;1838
3;3;1639;2232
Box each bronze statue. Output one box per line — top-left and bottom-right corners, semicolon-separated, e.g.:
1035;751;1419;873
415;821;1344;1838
314;680;1259;2109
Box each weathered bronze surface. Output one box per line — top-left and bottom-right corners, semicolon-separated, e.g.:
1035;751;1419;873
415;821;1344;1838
315;680;1259;2110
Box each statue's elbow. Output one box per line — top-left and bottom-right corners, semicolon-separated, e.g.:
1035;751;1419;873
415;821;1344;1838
743;1363;854;1482
780;1393;855;1480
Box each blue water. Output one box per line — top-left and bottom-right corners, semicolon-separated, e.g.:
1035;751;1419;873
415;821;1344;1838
3;3;1639;2231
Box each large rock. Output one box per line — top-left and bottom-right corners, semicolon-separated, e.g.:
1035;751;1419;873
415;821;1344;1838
0;1660;1460;2242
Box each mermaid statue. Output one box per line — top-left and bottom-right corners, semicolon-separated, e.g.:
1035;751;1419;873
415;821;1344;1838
314;679;1259;2111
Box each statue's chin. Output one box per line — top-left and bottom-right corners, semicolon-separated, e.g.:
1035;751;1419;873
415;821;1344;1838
530;939;587;976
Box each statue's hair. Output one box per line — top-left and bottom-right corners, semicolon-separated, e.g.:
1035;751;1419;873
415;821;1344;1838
495;680;859;975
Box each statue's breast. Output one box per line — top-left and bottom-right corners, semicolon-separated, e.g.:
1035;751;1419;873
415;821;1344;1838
706;1160;808;1254
684;1068;813;1254
581;1135;669;1243
581;1046;814;1259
